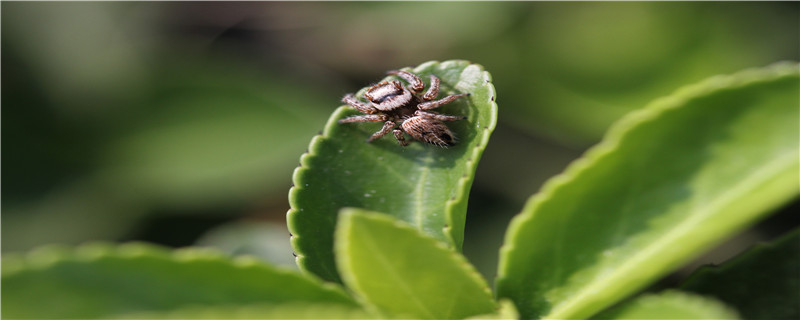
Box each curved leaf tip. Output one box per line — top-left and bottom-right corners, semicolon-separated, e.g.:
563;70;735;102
288;60;497;282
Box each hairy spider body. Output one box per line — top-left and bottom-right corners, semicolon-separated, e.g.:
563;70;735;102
339;70;468;147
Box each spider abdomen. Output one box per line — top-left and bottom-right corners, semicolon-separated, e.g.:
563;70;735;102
366;81;414;111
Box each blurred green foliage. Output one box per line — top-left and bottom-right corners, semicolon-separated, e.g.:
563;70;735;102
2;2;798;278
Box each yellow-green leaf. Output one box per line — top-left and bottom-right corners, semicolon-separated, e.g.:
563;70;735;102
335;209;496;319
1;243;356;318
496;62;799;319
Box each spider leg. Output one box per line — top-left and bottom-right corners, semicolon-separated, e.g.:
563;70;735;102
387;70;424;94
367;121;396;142
342;94;379;114
415;110;466;121
418;93;469;110
422;75;440;101
338;114;386;123
393;128;409;146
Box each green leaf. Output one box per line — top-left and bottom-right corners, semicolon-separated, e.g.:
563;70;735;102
288;60;497;282
593;291;739;320
496;62;799;319
335;208;496;319
1;243;356;319
466;300;519;320
680;228;800;320
120;303;373;319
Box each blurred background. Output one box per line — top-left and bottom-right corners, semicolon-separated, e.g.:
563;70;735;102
3;2;799;279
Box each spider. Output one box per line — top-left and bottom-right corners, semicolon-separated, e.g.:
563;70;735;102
339;70;468;147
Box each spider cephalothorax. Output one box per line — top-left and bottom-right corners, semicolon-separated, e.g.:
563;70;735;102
339;70;468;147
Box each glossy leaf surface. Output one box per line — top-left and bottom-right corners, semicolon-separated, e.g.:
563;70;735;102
288;60;497;282
335;209;496;319
1;243;356;318
496;62;799;319
681;228;800;320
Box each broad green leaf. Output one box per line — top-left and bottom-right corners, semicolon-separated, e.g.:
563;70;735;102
496;62;799;319
1;243;356;319
288;60;497;282
120;303;373;319
593;291;739;320
335;209;496;319
681;228;800;319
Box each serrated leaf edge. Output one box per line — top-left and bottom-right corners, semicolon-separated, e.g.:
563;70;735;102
499;61;799;272
287;60;497;278
497;61;799;318
437;60;499;250
1;241;353;301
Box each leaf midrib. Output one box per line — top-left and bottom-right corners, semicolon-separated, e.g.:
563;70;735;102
545;150;798;319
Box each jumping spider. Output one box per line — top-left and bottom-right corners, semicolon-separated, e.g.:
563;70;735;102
339;70;468;147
